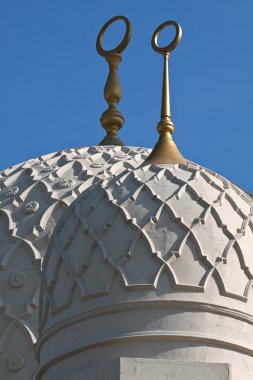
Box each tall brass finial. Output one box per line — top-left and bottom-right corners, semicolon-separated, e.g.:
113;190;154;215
144;21;186;165
96;16;132;146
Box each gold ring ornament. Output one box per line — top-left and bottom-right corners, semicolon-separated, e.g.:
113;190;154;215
151;20;182;55
96;15;132;57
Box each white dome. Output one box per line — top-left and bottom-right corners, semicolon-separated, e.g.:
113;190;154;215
0;146;149;380
38;159;253;379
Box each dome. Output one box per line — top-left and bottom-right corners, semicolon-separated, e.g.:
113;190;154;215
2;13;253;380
38;159;253;379
0;145;149;380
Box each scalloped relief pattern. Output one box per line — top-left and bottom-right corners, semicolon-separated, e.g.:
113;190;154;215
40;161;253;334
0;146;149;379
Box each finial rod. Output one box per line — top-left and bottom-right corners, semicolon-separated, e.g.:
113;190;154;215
96;16;132;146
144;21;185;165
161;53;170;120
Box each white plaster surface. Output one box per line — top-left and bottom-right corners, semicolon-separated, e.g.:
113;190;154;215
0;146;150;379
38;157;253;379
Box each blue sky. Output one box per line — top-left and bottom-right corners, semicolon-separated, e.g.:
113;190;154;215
0;0;252;192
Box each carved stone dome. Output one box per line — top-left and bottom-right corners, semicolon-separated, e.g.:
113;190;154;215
0;146;149;380
38;159;253;380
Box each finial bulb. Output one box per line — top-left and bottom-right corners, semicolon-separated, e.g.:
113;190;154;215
104;53;122;106
96;16;132;146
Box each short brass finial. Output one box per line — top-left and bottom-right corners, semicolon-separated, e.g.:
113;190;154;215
96;16;132;146
144;21;186;165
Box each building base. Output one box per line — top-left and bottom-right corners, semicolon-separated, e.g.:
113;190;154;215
60;357;231;380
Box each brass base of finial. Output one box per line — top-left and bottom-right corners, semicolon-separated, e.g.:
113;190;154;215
99;105;124;146
144;120;185;165
99;131;124;146
144;131;185;165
